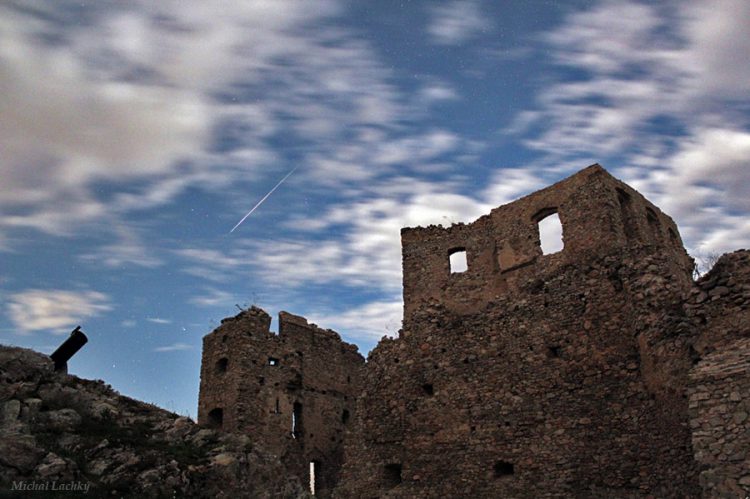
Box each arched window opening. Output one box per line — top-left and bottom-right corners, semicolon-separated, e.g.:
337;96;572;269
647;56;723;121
617;188;637;240
668;227;679;245
207;408;223;430
449;248;468;273
646;207;661;237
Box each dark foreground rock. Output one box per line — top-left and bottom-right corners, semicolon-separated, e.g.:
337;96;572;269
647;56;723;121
0;345;310;498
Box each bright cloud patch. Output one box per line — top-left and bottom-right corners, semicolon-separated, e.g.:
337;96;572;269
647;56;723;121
7;289;112;334
309;300;403;342
514;0;750;255
153;342;193;353
427;0;491;45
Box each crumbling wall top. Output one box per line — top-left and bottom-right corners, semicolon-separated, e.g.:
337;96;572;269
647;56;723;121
401;164;693;316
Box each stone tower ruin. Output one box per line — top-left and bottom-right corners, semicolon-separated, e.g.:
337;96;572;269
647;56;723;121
199;164;750;497
198;309;364;497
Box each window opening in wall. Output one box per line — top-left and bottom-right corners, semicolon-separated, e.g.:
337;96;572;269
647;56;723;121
537;211;564;255
617;188;637;240
494;461;514;477
221;335;228;343
449;248;468;273
215;357;228;374
207;408;223;430
422;383;434;396
646;207;661;236
383;463;402;487
547;346;561;358
309;461;320;495
292;402;302;438
275;398;280;414
268;357;279;366
342;409;350;424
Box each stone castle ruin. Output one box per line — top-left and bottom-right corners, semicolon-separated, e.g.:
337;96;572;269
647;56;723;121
198;165;750;497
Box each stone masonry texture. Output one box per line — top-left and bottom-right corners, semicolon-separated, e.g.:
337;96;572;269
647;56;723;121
199;164;750;498
198;308;364;498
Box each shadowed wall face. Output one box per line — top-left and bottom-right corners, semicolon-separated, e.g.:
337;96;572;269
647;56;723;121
198;307;364;498
336;166;714;498
198;166;750;498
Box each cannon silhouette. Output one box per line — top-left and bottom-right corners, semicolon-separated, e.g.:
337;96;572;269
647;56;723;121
50;326;88;372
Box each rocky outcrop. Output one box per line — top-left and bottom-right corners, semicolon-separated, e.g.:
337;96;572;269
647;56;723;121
0;345;310;498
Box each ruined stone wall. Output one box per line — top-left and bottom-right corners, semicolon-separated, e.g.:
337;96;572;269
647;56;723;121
686;250;750;356
198;307;364;497
401;164;692;318
686;250;750;497
336;166;704;498
689;339;750;497
195;166;749;498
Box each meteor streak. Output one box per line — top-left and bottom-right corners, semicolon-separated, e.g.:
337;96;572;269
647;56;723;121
229;166;299;233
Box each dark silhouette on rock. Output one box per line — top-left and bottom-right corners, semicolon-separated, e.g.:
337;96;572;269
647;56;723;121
49;326;88;372
0;345;310;498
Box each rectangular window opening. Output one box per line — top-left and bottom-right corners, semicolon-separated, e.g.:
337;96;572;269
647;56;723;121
494;461;514;478
268;357;279;366
309;461;319;495
384;463;402;487
292;402;302;438
449;248;468;273
537;211;564;255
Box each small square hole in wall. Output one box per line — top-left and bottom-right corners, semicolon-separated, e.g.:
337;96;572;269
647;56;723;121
422;383;434;396
547;346;561;358
494;461;514;478
268;357;279;366
449;248;468;273
215;357;229;373
383;463;402;487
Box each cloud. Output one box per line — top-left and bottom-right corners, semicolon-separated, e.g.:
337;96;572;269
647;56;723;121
0;2;380;228
308;300;403;343
189;289;236;307
153;342;193;353
78;225;163;268
0;0;486;286
146;317;172;325
631;127;750;254
176;168;543;298
427;1;491;45
7;289;112;334
510;0;750;256
418;82;459;103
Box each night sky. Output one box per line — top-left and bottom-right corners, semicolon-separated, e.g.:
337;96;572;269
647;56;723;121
2;0;748;417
